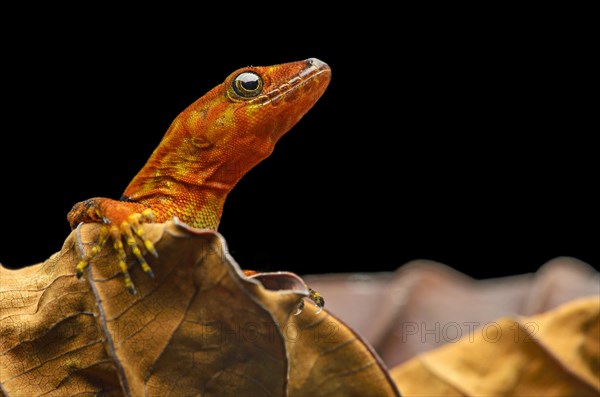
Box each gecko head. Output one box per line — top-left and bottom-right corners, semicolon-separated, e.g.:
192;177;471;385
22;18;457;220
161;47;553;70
178;58;330;179
224;57;331;145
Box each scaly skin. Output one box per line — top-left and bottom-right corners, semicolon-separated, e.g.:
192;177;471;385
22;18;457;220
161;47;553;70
67;58;330;306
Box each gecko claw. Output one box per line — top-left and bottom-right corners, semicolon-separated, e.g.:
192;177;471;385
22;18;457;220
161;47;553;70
309;288;325;314
75;256;90;278
144;240;159;258
126;282;138;295
294;287;325;315
75;262;86;279
294;299;305;316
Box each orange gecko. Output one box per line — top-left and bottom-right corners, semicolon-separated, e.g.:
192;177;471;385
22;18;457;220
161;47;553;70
68;58;330;309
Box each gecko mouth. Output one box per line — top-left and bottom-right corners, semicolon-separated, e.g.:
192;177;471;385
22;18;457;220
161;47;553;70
250;58;331;106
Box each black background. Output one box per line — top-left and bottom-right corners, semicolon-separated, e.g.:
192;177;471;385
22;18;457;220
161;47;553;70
1;11;596;279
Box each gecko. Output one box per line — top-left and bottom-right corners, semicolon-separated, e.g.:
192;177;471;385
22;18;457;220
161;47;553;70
67;58;330;311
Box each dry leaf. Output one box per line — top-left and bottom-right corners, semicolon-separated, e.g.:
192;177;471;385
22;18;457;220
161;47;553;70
0;221;399;396
390;296;600;396
249;273;399;397
285;303;398;396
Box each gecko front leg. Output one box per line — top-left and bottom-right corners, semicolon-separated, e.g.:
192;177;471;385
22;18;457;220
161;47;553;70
68;198;157;294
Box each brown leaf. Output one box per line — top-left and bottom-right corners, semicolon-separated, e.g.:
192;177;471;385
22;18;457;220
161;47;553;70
285;303;399;397
390;297;600;396
249;272;400;397
0;221;399;396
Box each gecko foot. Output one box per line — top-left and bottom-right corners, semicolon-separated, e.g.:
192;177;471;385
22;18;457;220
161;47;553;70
74;206;157;294
294;287;325;315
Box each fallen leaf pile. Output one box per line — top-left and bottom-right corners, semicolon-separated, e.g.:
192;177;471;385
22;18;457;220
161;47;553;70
0;222;398;396
1;221;598;396
304;257;600;368
306;258;599;395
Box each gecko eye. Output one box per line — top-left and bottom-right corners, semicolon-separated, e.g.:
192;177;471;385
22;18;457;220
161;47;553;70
232;72;263;98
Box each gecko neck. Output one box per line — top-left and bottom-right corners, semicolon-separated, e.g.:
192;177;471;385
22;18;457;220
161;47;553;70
122;118;261;230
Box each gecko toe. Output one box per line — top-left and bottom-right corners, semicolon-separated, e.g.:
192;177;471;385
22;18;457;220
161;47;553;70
74;208;157;294
294;298;305;316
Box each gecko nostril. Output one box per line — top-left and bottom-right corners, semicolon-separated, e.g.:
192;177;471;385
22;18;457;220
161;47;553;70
306;58;329;70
